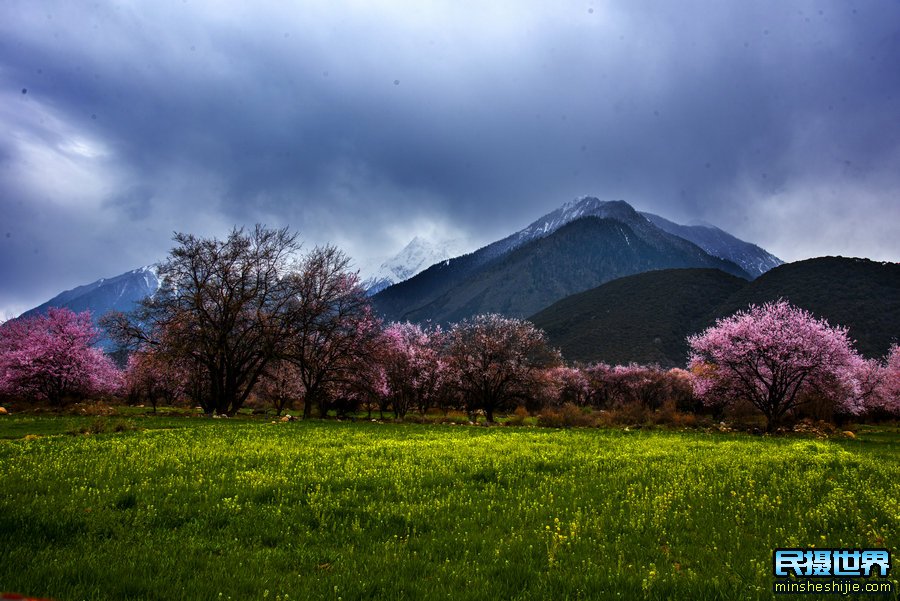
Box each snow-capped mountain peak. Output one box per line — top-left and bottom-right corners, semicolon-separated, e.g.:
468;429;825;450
475;197;649;262
362;236;469;295
446;196;780;280
487;196;781;278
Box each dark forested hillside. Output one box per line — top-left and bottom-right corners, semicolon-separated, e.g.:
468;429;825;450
530;268;747;366
531;257;900;366
713;257;900;359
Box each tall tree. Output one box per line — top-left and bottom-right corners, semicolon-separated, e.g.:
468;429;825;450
283;245;380;418
106;225;301;415
688;300;862;431
447;314;559;423
0;308;122;404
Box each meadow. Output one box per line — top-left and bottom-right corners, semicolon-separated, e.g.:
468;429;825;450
0;416;897;600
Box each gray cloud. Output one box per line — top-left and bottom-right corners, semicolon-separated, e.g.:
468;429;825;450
1;0;899;317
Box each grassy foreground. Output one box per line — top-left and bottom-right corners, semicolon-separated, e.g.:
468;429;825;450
0;417;897;600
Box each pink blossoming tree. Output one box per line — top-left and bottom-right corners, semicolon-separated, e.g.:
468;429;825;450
870;345;900;417
688;300;862;431
381;322;446;418
543;366;591;408
0;308;122;404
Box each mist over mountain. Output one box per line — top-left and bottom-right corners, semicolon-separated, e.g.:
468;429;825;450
3;1;899;331
361;236;469;296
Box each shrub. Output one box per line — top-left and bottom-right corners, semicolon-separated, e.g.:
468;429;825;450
505;406;530;426
537;403;595;428
608;401;649;426
67;417;139;436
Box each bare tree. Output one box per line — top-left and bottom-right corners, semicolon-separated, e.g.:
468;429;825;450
106;225;300;415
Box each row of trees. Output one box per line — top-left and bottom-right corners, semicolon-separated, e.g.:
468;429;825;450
122;312;559;423
98;226;563;421
1;226;897;431
2;301;897;432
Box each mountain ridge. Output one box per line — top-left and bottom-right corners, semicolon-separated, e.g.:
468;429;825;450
400;216;749;324
373;197;763;324
640;212;782;277
21;266;159;321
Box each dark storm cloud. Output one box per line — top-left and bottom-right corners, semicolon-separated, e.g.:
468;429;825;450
1;0;899;317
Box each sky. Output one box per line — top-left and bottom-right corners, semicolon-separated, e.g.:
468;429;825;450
1;0;899;319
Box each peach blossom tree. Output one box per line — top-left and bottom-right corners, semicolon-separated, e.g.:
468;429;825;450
688;300;862;431
0;308;122;404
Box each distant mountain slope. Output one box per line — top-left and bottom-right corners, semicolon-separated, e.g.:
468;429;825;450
21;266;159;320
640;212;782;278
530;269;747;366
373;198;752;323
403;217;748;324
20;266;159;348
530;257;900;366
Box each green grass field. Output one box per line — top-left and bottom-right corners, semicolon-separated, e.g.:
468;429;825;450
0;416;897;600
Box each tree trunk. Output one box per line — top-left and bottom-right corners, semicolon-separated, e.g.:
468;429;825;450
302;392;313;419
221;384;239;416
